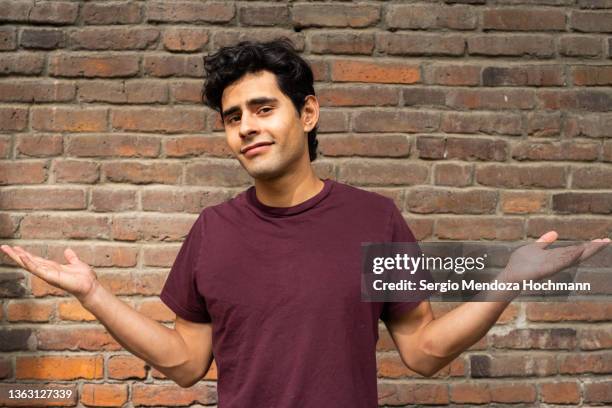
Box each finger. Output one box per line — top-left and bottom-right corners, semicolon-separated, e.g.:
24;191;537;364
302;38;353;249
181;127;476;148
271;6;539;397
64;247;84;266
579;239;610;262
546;244;586;271
19;253;60;286
535;231;558;249
13;246;50;264
1;245;28;269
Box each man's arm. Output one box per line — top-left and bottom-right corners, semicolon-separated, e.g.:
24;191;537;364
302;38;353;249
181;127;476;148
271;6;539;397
1;244;213;388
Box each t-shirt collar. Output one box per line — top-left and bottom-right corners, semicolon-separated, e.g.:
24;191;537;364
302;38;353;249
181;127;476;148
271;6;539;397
246;178;334;217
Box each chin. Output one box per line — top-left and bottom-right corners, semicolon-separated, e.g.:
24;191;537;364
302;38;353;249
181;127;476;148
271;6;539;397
242;160;286;181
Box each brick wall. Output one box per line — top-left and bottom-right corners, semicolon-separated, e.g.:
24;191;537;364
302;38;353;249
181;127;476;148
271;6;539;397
0;0;611;406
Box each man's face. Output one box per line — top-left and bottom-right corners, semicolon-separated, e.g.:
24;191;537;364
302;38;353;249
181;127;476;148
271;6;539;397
220;70;317;180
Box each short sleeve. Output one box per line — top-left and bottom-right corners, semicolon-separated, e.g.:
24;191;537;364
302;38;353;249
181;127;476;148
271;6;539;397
160;212;211;323
380;201;432;322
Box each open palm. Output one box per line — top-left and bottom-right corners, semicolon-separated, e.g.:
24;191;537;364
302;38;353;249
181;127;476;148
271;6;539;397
0;245;98;303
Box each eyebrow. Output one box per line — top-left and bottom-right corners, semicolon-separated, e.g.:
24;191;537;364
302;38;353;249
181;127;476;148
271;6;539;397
221;97;279;120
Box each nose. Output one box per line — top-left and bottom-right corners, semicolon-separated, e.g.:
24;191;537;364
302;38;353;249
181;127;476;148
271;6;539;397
239;112;259;139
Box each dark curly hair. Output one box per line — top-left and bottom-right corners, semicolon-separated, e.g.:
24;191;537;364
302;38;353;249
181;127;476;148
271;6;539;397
202;37;319;161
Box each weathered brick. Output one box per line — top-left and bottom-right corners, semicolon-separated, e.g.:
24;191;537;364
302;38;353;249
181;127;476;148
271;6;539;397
81;1;142;24
132;383;217;406
580;327;612;350
0;26;16;50
70;27;159;50
91;188;138;212
0;161;47;185
78;80;168;104
32;107;107;132
211;30;305;51
405;188;497;214
417;136;445;159
386;4;477;30
553;192;612;214
436;217;524;240
0;271;26;297
317;85;399;107
141;188;230;214
489;328;576;349
112;107;205;133
451;382;536;404
447;89;535;110
67;134;160;158
16;356;103;380
476;164;566;188
102;161;182;185
538;89;612;111
565;112;612;137
571;11;612;32
337;161;428;186
239;4;289;27
20;28;65;49
28;1;78;24
81;383;128;407
540;381;580;404
143;54;204;77
353;111;439;133
292;4;379;28
0;80;75;102
17;134;65;157
37;327;121;351
434;163;473;186
142;244;182;267
146;1;235;23
0;213;19;238
108;354;147;379
0;53;45;75
377;33;465;56
20;214;110;240
185;160;251;187
512;140;599;161
49;54;139;78
378;382;448;405
0;107;27;131
7;299;54;322
559;352;612;374
52;159;99;184
331;60;420;84
441;112;522;135
0;187;86;210
560;35;603;57
164;135;231;158
424;64;481;85
162;27;209;52
468;35;554;57
111;214;196;242
471;354;556;377
527;217;612;240
482;65;565;86
0;328;33;351
318;134;410;158
0;357;12;379
483;8;566;31
0;136;9;158
310;32;374;55
571;165;612;188
170;80;204;103
58;299;96;321
573;65;612;85
585;380;612;403
526;112;562;137
402;88;446;107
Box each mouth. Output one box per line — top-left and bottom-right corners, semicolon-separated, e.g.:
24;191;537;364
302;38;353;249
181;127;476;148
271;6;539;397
241;141;275;154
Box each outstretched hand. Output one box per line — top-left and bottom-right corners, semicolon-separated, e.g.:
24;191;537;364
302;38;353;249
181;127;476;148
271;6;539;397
500;231;610;284
0;245;99;304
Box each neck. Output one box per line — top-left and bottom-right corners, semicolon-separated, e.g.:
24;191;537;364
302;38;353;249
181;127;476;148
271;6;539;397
253;165;324;208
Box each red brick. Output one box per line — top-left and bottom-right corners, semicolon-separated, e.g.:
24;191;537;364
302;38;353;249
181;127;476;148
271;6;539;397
476;164;566;188
140;188;230;214
402;87;446;107
31;107;107;132
132;383;217;406
0;187;86;210
78;80;168;104
58;299;96;321
49;54;139;77
483;65;565;86
377;33;465;56
451;382;536;404
146;1;235;23
560;35;603;57
571;165;612;188
353;111;439;133
331;60;420;84
559;352;612;374
81;383;128;407
512;140;599;161
565;112;612;137
318;134;410;157
170;80;205;103
0;161;47;185
0;357;12;379
540;381;580;404
526;112;562;137
489;328;576;350
112;107;205;133
579;328;612;350
378;382;448;405
0;135;10;158
20;28;65;49
338;161;428;186
144;54;204;77
91;188;137;212
162;27;209;52
310;32;374;55
7;300;54;322
527;216;612;240
573;65;612;85
0;53;45;75
553;192;612;214
142;244;181;267
445;88;535;110
537;89;612;111
46;243;138;268
604;140;612;161
424;64;481;85
20;214;110;240
81;1;142;24
102;161;182;185
585;380;612;403
378;353;451;378
0;26;16;50
97;271;167;296
211;30;305;51
0;213;19;238
67;134;160;158
434;163;473;186
483;8;566;31
292;4;379;28
16;355;103;380
527;301;612;321
436;217;524;240
470;354;556;377
501;191;548;214
386;4;477;30
447;137;508;161
28;1;78;24
108;354;147;380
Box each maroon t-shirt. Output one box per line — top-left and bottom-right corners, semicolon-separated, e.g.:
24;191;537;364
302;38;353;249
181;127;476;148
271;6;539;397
160;178;428;407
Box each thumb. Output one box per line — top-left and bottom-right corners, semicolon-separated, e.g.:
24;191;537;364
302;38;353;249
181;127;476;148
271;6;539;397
535;230;558;249
64;247;82;265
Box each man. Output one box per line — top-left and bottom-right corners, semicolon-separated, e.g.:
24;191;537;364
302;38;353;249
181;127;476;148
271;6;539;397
2;38;609;407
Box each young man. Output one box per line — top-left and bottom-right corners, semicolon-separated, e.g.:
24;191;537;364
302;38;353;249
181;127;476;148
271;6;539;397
2;38;608;408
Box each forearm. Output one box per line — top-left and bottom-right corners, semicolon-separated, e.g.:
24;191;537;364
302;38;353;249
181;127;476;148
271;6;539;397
80;280;196;384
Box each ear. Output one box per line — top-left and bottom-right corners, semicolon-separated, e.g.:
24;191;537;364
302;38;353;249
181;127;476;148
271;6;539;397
301;95;319;133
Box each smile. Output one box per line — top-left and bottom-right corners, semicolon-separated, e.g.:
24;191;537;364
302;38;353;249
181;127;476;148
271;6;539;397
242;142;274;157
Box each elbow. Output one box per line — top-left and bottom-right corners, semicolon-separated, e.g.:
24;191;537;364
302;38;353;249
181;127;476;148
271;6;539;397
175;376;200;388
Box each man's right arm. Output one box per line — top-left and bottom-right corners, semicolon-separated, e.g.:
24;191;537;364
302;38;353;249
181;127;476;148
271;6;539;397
82;280;213;388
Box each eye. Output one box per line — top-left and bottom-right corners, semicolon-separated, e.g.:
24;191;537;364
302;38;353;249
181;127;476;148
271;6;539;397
258;106;273;114
227;115;240;124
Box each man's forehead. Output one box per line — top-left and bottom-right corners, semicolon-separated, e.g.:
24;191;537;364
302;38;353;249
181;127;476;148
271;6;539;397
221;71;283;107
